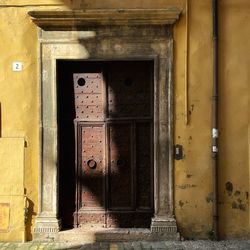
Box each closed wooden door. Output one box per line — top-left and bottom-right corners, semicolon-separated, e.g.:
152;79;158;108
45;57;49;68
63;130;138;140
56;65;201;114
73;61;153;229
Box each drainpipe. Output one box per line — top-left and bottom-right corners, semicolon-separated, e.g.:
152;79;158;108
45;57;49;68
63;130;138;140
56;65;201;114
212;0;219;240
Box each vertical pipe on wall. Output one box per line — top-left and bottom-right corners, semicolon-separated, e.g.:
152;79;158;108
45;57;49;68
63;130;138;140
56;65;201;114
212;0;219;240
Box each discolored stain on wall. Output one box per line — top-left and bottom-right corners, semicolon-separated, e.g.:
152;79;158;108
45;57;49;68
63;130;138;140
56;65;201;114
177;184;197;189
225;181;233;196
206;193;213;203
231;200;246;211
234;190;240;197
188;104;195;116
224;184;248;212
245;192;249;200
0;203;10;232
179;200;185;208
188;136;192;145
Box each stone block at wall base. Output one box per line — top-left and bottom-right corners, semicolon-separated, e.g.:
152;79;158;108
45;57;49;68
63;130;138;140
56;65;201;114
33;216;61;241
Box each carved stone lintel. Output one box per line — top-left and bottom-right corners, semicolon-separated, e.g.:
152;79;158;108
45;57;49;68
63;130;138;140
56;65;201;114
28;9;181;29
34;215;61;241
151;216;179;238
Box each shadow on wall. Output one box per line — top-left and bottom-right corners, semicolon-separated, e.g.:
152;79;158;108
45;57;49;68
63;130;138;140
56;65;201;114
58;0;184;9
25;196;37;241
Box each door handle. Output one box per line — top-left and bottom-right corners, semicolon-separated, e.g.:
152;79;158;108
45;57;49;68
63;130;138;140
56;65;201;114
87;159;97;169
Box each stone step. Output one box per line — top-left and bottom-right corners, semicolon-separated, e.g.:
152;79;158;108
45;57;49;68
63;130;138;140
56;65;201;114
56;228;180;244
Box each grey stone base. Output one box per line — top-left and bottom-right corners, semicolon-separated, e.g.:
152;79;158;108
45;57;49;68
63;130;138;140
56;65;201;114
151;216;179;240
33;216;61;241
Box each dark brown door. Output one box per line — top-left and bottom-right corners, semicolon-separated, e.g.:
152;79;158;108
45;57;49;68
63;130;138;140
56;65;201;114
73;61;153;229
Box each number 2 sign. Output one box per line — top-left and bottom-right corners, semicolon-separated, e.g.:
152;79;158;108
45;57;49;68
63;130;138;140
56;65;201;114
12;62;23;72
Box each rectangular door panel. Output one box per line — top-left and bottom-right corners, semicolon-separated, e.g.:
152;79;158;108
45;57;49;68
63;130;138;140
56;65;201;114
108;123;134;210
77;212;106;229
136;122;153;210
106;211;152;228
133;212;153;228
107;65;152;118
73;73;104;120
106;212;134;228
79;123;105;210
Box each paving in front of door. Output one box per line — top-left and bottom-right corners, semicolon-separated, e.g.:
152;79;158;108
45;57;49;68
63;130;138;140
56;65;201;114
1;240;250;250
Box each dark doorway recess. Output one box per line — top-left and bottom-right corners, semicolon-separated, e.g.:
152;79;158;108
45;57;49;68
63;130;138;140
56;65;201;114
57;60;154;230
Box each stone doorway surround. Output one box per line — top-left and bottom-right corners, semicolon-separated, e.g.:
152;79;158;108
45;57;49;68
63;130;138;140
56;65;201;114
28;8;181;241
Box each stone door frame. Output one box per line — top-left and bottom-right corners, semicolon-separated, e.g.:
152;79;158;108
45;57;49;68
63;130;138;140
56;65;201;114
29;9;181;240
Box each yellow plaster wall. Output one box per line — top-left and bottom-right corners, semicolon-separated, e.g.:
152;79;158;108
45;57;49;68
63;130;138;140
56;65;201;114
218;0;250;238
0;0;249;240
174;0;213;239
0;5;39;241
174;0;250;239
0;138;25;241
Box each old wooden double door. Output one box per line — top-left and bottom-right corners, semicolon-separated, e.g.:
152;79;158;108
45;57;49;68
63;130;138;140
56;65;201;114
73;62;154;228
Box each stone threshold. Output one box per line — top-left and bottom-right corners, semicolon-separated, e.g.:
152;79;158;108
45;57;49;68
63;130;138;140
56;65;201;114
56;228;180;244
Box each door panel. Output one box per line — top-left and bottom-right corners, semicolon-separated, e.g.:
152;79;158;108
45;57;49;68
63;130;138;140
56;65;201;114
108;122;134;210
107;64;152;118
106;212;134;228
136;122;153;210
75;123;106;228
79;123;106;210
77;212;106;229
73;73;104;120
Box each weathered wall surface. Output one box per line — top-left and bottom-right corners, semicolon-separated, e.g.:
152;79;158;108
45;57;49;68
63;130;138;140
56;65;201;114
174;0;213;239
0;138;25;241
175;0;250;239
0;3;39;241
218;1;250;238
0;0;249;240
